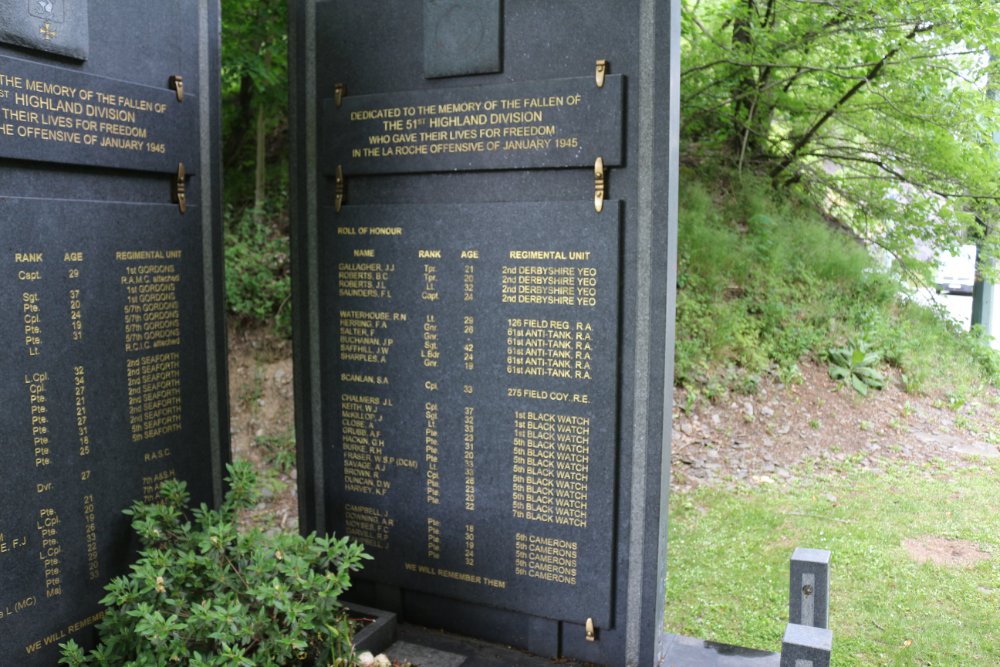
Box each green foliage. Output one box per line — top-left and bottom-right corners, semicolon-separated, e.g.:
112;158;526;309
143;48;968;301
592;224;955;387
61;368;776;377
225;204;291;336
676;171;874;390
256;428;297;474
59;462;369;667
221;0;289;207
827;337;885;395
676;169;1000;397
681;0;1000;270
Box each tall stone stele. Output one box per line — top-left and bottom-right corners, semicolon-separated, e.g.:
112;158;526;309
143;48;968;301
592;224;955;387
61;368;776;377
289;2;681;665
0;2;228;665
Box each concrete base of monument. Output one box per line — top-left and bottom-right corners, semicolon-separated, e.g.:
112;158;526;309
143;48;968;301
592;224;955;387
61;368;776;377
350;604;399;656
386;624;597;667
382;625;780;666
658;634;779;666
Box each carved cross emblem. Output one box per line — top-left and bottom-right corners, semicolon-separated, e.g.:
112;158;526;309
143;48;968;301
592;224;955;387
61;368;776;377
39;22;56;40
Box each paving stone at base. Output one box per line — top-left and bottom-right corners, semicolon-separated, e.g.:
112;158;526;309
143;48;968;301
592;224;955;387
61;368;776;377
387;626;782;667
386;625;597;667
387;640;467;667
658;634;780;667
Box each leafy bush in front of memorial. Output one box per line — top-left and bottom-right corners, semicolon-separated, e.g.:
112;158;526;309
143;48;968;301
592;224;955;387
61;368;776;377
59;461;370;667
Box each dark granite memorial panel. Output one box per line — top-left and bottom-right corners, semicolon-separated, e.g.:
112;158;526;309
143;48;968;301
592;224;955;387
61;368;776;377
0;199;215;664
325;75;624;175
0;2;225;665
291;2;679;665
321;201;620;627
0;54;197;173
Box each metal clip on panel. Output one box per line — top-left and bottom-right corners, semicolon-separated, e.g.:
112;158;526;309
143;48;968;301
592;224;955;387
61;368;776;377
586;617;596;642
595;60;607;88
169;75;184;102
335;165;345;213
335;83;346;108
172;163;187;214
594;157;605;213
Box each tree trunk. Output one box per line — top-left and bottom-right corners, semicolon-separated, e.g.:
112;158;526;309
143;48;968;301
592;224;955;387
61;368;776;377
254;103;266;215
731;0;758;159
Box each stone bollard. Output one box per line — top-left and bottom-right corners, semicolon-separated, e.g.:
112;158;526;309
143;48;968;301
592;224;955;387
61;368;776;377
789;547;830;629
780;548;832;666
780;623;833;667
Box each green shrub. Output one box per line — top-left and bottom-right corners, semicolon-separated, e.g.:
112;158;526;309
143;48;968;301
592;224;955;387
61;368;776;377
225;203;292;338
59;462;369;667
827;337;885;396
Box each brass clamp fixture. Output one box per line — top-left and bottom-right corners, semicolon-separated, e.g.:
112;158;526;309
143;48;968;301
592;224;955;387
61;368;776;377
586;617;597;642
593;60;609;212
172;163;187;214
335;83;346;108
169;75;184;102
594;157;606;213
335;165;345;213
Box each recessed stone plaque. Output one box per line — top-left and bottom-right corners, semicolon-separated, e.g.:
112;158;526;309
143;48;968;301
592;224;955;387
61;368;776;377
424;0;501;79
0;0;90;61
0;54;196;173
325;75;624;175
322;201;620;626
0;200;216;662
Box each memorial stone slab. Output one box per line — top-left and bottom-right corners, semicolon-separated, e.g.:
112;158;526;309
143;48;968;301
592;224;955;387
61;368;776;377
0;3;227;665
290;2;680;666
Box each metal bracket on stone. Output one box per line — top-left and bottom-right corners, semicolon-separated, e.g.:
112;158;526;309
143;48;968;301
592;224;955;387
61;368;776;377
335;165;345;213
594;157;606;213
596;59;608;88
172;163;187;214
169;75;185;103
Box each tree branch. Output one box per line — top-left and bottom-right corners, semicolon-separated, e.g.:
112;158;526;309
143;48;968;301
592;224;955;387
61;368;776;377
770;22;934;183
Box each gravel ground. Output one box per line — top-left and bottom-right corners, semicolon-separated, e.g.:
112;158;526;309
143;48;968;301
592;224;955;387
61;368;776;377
671;362;1000;492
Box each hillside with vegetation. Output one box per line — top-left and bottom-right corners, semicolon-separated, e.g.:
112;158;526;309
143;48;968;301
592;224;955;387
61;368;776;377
675;168;1000;402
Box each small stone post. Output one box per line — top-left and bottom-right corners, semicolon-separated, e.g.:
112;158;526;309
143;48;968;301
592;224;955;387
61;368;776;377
780;548;832;666
789;547;830;629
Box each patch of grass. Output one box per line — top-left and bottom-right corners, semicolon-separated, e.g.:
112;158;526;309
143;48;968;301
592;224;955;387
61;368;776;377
237;362;265;411
664;460;1000;665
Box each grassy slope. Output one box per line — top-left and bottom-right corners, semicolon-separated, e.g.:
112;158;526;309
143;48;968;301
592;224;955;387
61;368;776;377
674;169;999;399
